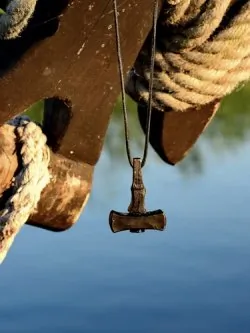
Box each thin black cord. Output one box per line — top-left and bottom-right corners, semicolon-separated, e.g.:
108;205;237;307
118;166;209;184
112;0;159;168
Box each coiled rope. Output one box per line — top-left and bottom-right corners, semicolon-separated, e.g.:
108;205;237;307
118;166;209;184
0;117;50;264
126;0;250;112
0;1;49;264
0;0;37;39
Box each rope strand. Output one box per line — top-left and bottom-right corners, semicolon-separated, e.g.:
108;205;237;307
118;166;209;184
126;0;250;112
0;117;50;264
0;0;37;39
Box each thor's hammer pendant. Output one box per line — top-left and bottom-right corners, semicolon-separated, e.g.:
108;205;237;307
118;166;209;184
109;158;167;233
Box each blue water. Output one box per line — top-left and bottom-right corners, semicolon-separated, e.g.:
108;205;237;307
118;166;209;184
1;111;250;332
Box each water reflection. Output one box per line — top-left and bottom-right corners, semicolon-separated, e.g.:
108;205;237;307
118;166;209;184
105;82;250;177
2;82;250;333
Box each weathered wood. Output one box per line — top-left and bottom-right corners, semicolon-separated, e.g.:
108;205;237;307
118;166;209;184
0;124;93;231
0;0;163;166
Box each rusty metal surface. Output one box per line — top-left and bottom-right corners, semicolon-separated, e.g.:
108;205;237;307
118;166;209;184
0;123;93;231
28;153;93;231
138;101;220;165
0;0;163;166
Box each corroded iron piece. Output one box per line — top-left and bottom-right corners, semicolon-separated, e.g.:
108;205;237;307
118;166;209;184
138;101;220;165
109;158;166;233
0;124;93;231
0;0;162;230
0;0;163;165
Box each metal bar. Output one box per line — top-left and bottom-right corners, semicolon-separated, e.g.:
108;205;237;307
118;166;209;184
0;0;163;165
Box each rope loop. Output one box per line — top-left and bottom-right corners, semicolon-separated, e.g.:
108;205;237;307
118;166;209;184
0;0;37;39
0;116;50;264
126;0;250;112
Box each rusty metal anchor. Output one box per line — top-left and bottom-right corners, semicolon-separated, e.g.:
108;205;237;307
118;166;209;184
0;0;162;231
0;0;225;232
